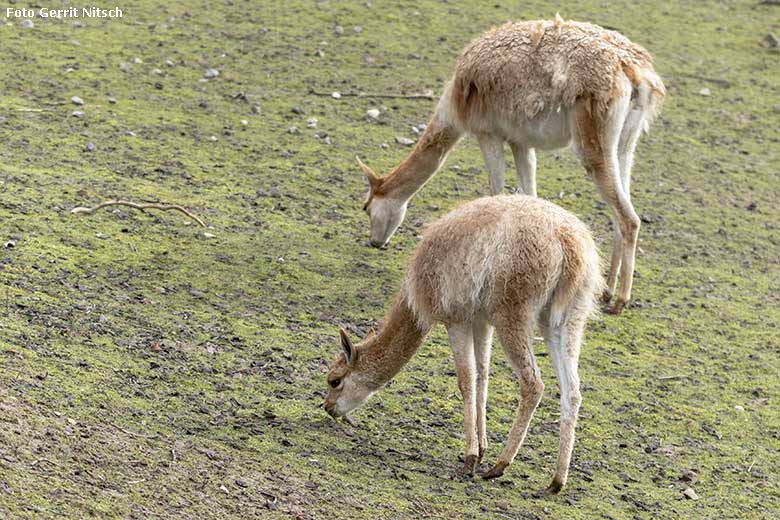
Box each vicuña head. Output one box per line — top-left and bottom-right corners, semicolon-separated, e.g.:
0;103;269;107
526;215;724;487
323;328;378;425
324;194;603;494
357;157;408;248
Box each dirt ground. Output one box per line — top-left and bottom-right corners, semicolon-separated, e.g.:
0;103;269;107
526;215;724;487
1;1;778;518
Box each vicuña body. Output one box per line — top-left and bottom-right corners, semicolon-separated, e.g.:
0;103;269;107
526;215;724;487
325;194;603;493
358;16;664;314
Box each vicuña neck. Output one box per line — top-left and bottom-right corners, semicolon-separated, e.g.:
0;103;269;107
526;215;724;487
379;116;461;200
358;296;431;388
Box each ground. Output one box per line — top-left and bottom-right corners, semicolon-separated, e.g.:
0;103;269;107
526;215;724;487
0;1;779;518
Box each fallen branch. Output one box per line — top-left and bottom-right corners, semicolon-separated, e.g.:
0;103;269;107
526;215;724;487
71;200;207;227
308;88;435;100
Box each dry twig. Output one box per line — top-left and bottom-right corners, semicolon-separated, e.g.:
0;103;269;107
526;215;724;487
71;199;207;227
308;88;435;100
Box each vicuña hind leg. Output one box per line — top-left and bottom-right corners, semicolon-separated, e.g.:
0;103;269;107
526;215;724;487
482;309;543;479
447;322;479;476
510;143;537;197
572;95;638;314
538;307;587;494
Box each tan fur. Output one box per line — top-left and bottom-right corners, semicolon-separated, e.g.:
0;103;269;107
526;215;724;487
325;194;603;492
359;17;665;311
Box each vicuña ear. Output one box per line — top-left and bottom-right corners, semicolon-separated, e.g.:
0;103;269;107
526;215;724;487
356;156;382;192
339;328;356;366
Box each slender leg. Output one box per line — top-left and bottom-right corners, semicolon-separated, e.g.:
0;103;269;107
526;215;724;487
510;143;537;196
447;322;479;475
571;96;639;314
541;309;587;494
477;135;507;195
482;310;543;479
473;315;494;462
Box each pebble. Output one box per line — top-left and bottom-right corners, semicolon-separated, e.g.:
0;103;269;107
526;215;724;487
240;119;248;126
288;126;300;134
152;68;163;75
334;25;344;35
735;405;745;412
85;142;95;152
71;96;84;105
699;87;711;97
682;487;700;500
203;232;216;239
108;96;117;104
252;104;261;114
165;59;176;67
204;68;219;78
366;108;380;119
3;241;15;248
323;136;332;145
331;92;341;99
132;57;143;64
307;118;318;128
291;106;303;114
72;111;85;118
354;26;363;33
72;21;85;28
119;62;131;72
209;135;218;142
395;136;415;146
21;19;34;28
764;33;779;48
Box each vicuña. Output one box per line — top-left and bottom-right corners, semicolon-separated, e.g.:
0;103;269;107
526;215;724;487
325;194;604;494
358;16;664;314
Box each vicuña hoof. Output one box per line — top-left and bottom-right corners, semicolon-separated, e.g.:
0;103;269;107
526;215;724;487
458;454;478;477
600;290;613;304
606;299;627;315
545;478;564;495
481;461;508;480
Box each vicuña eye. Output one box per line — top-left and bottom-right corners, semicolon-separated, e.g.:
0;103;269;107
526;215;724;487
329;378;341;388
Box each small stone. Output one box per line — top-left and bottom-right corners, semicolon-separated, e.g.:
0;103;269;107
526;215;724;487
315;49;325;58
334;25;344;35
307;118;318;128
71;96;84;105
395;136;415;146
85;142;96;152
3;240;15;248
496;500;510;511
108;96;117;104
763;33;779;48
154;82;163;90
699;87;711;97
152;68;163;75
235;479;250;488
204;68;219;78
72;21;85;28
746;201;757;211
132;57;143;64
682;487;699;500
203;232;216;239
240;119;248;126
323;136;332;145
411;126;420;135
735;405;745;412
353;26;363;33
165;59;175;67
21;19;34;28
208;135;218;142
288;126;300;134
119;62;131;72
72;111;85;118
291;106;303;114
331;92;341;99
252;104;261;114
366;108;380;119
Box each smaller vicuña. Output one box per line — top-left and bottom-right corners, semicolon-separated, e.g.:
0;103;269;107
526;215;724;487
324;194;604;493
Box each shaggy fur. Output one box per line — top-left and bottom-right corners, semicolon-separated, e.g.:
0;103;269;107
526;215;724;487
358;16;665;313
325;195;603;493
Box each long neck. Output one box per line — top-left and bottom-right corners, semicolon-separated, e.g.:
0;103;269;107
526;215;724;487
380;116;461;200
357;296;431;388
